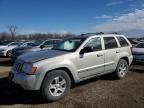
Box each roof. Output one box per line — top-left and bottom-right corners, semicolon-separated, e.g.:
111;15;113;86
63;32;125;40
81;32;124;38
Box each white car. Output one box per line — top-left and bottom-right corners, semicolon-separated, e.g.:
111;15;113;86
20;41;35;47
132;42;144;62
0;41;12;49
0;42;23;57
9;33;133;102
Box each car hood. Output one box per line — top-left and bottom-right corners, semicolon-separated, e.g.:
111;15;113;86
19;49;69;63
133;48;144;53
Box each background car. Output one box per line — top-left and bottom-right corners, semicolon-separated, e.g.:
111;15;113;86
0;41;14;48
0;42;24;57
11;39;61;62
132;42;144;62
19;41;35;47
127;38;139;47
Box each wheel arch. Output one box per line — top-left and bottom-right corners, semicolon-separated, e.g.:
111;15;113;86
40;67;76;89
120;56;129;65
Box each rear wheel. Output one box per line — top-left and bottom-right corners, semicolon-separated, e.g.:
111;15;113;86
115;59;128;79
41;70;71;102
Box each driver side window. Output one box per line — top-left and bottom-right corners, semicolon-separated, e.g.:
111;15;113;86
84;37;102;52
44;40;53;46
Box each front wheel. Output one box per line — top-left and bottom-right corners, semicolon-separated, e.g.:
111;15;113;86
41;70;71;102
115;59;129;79
7;50;12;57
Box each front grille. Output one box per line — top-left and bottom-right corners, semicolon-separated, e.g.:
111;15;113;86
14;61;24;72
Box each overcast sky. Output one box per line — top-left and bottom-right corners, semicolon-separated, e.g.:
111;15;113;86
0;0;144;37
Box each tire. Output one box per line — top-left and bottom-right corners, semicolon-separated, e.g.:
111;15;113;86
115;59;129;79
41;70;71;102
7;50;12;57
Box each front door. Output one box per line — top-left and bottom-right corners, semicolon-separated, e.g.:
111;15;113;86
77;37;104;79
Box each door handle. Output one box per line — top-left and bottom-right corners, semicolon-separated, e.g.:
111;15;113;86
116;51;120;53
97;54;103;57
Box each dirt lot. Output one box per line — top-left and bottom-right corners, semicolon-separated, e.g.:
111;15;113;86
0;58;144;108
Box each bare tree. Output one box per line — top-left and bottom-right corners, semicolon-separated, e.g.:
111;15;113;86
7;25;17;41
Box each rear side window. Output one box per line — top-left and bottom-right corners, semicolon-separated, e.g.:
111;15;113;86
104;37;118;49
117;37;129;47
43;40;53;46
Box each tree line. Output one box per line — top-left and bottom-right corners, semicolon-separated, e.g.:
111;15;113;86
0;25;76;41
0;32;76;41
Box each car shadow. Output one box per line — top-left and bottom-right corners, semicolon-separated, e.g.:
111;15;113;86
130;62;144;73
72;73;117;88
130;69;144;73
0;77;47;105
0;63;143;105
0;59;12;66
0;73;117;105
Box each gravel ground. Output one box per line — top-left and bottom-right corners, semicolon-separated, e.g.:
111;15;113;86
0;58;144;108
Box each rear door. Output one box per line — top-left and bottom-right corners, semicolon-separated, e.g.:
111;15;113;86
103;36;119;72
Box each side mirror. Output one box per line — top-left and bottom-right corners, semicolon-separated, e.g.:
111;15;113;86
80;46;93;55
40;45;45;49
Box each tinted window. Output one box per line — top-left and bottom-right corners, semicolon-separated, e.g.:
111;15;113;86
135;43;144;48
0;42;7;45
84;37;102;52
53;40;61;45
104;37;118;49
117;37;129;47
10;42;22;46
28;41;43;46
43;40;53;46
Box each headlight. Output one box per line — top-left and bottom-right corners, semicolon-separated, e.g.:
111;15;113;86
22;63;37;74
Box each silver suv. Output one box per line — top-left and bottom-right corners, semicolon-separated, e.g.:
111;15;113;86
9;33;133;102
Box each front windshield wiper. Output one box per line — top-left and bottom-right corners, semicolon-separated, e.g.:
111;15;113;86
52;48;74;52
52;48;68;51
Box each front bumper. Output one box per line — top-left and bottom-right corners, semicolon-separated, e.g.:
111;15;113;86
9;71;40;90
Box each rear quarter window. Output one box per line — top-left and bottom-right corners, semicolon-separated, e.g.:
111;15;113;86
117;37;129;47
104;37;118;49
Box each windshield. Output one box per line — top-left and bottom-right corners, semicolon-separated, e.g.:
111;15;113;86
0;42;7;45
0;41;12;45
9;42;23;46
135;43;144;48
28;40;44;46
52;37;86;52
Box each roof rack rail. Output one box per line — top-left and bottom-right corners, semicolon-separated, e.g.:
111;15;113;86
81;32;121;36
81;32;104;36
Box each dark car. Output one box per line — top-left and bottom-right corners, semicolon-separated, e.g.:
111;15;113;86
11;39;61;62
127;38;139;47
0;40;14;46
